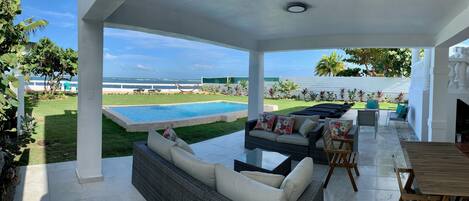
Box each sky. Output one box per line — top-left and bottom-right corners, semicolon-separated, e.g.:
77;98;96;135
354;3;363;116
18;0;469;80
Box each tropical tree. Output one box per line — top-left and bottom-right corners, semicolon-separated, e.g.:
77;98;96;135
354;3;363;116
336;68;363;77
343;48;412;77
343;48;380;73
0;0;45;198
315;51;345;76
23;38;78;94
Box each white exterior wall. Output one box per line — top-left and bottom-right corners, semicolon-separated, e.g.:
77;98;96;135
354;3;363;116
407;48;431;141
276;77;410;97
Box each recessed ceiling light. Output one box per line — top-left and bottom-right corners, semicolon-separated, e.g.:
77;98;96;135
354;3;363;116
286;2;309;13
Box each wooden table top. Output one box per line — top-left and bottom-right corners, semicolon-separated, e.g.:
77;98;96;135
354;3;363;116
403;142;469;197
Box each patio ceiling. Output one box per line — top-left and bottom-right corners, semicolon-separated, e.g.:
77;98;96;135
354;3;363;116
84;0;469;51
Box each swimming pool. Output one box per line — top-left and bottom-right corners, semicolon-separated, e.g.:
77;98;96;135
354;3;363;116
103;101;278;132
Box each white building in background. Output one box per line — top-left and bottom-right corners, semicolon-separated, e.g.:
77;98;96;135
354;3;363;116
76;0;469;183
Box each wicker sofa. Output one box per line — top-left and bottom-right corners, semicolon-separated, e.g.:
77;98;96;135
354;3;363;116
245;119;328;164
132;141;324;201
245;119;359;164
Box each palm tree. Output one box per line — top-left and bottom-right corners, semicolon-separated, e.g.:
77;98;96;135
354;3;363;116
315;51;345;76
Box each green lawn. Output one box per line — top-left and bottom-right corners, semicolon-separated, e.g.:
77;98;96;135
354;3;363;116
23;93;397;165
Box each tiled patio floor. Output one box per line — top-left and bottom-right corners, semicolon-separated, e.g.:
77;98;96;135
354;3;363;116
15;110;414;201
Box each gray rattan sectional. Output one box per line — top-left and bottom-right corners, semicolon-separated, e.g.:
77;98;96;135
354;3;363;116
245;120;329;164
132;141;324;201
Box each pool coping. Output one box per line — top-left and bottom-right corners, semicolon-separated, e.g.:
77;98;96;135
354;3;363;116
102;100;278;132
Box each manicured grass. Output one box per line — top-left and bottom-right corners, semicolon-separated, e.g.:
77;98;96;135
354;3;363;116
23;93;397;165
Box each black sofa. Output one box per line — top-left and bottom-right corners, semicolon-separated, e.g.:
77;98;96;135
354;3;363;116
290;103;353;119
245;120;329;164
132;141;325;201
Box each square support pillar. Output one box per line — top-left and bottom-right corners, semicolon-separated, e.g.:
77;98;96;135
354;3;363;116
76;19;104;183
248;51;264;120
427;47;451;142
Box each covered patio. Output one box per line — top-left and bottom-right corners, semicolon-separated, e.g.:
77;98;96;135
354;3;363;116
14;0;469;200
15;110;414;201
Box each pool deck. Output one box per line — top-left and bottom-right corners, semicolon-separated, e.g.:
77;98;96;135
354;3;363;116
102;100;278;132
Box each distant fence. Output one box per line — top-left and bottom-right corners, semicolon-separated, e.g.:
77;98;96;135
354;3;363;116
202;76;279;84
204;76;411;100
275;76;410;93
27;80;201;92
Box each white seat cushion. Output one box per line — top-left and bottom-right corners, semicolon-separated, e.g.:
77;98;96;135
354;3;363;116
147;130;176;162
240;171;285;188
175;138;194;154
170;146;216;188
276;134;309;146
249;130;279;141
280;157;314;201
215;164;287;201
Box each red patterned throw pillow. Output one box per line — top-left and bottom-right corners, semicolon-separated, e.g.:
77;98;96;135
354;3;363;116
328;119;353;138
163;127;178;141
254;113;277;131
274;116;295;135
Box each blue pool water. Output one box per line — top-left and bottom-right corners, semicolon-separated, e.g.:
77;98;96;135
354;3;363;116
108;101;248;123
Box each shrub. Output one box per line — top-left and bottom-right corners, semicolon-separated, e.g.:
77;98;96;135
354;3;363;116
326;91;336;101
357;90;366;102
319;91;326;101
301;88;309;101
339;88;345;100
278;80;299;99
395;92;405;103
308;91;319;101
376;91;384;101
268;83;279;99
347;89;357;102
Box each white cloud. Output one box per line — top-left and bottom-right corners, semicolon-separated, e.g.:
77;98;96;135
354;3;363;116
104;52;117;60
192;64;215;70
104;28;227;50
25;6;75;19
135;64;154;71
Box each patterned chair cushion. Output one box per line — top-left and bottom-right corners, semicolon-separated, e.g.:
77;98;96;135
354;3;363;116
254;113;277;131
274;116;295;135
327;119;353;138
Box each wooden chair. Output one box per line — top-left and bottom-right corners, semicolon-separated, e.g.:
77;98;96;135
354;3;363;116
392;155;442;201
322;129;360;192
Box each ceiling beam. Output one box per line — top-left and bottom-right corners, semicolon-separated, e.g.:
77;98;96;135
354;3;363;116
104;2;257;51
82;0;126;21
435;4;469;47
258;34;435;52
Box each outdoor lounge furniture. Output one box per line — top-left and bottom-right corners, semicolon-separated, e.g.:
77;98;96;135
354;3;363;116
245;120;328;163
234;148;292;176
357;109;379;139
290;103;353;119
401;142;469;200
392;155;442;201
133;136;325;201
133;88;145;93
322;129;360;192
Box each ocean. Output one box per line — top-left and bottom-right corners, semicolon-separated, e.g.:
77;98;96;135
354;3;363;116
28;77;201;90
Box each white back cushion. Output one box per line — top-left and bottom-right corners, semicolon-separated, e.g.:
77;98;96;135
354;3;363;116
240;171;285;188
215;164;287;201
170;146;216;188
175;138;194;154
280;157;314;201
147;130;176;162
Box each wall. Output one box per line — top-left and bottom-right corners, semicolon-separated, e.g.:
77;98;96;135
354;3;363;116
406;59;430;141
278;76;410;96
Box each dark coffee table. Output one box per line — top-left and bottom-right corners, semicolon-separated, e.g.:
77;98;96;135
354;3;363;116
234;148;292;176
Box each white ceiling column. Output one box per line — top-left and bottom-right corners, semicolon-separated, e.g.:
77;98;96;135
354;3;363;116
76;0;104;183
248;51;264;120
427;47;451;142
